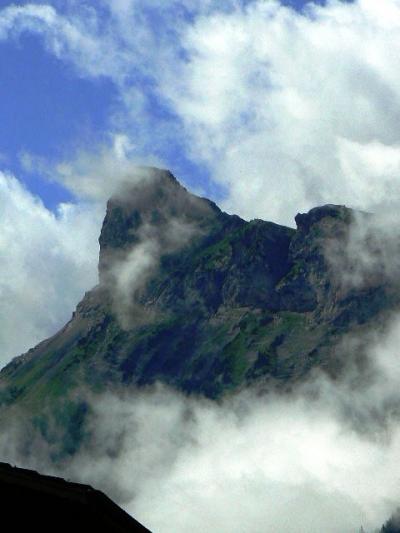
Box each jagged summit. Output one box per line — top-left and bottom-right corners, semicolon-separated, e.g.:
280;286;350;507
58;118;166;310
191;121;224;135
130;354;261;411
102;166;220;221
100;170;352;268
98;167;224;280
295;204;351;232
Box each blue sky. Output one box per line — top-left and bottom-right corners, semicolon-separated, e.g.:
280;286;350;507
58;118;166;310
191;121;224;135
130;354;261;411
0;31;115;207
0;0;349;210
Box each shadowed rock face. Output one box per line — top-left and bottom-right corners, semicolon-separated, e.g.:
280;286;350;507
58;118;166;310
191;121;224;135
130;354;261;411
0;462;150;532
0;168;398;447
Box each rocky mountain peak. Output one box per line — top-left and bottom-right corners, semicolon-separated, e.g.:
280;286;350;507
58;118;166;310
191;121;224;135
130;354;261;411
295;204;352;233
98;167;223;280
1;170;394;409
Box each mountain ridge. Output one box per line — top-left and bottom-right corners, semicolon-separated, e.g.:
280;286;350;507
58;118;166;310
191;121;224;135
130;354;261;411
0;168;396;431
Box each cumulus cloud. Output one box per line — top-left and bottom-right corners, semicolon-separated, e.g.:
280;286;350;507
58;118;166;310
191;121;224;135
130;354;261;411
0;171;102;367
6;0;400;225
162;0;400;224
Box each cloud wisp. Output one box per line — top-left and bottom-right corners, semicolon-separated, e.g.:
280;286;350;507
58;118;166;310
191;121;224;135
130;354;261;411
21;134;164;203
102;217;198;329
97;166;217;329
325;207;400;292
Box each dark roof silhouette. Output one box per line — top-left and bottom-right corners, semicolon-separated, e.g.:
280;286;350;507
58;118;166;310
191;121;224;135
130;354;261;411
0;461;151;532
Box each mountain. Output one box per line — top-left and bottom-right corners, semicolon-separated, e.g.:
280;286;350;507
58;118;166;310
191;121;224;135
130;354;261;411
0;168;397;453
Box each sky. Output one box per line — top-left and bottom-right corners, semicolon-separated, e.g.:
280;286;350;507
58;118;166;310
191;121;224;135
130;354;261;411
0;0;352;213
4;0;400;365
0;0;348;202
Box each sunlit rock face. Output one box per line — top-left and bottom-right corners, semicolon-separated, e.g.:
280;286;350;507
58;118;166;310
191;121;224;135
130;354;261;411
1;168;399;450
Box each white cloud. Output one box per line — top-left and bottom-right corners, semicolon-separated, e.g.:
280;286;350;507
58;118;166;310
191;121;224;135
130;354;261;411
4;2;400;225
159;0;400;223
0;172;102;367
80;389;380;533
7;0;400;226
52;135;162;201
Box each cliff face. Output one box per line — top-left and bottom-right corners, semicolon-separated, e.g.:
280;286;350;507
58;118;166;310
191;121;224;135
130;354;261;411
0;169;396;418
